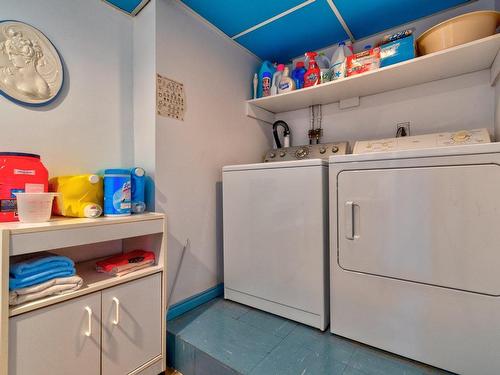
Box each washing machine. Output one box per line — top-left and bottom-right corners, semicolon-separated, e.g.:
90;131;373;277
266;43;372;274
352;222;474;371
223;142;348;330
329;129;500;374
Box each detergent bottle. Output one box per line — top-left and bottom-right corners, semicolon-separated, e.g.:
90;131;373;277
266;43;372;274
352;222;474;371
303;52;320;88
271;64;284;96
330;41;352;80
291;61;307;89
49;174;103;218
278;66;295;94
257;61;276;98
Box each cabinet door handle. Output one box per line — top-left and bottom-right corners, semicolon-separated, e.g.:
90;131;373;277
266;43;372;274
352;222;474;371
84;306;92;337
112;297;120;325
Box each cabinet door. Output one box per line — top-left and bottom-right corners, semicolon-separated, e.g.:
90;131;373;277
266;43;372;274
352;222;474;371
102;273;162;375
9;293;101;375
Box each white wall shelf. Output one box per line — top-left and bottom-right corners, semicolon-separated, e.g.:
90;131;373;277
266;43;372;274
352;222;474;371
246;34;500;122
0;213;167;375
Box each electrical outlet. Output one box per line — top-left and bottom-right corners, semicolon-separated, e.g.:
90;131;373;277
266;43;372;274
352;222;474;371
396;122;410;137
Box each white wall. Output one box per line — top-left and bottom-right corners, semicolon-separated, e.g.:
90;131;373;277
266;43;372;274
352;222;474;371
133;2;157;209
278;70;494;146
1;0;134;176
154;0;270;305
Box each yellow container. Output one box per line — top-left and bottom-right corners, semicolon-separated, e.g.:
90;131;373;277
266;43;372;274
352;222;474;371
49;175;103;218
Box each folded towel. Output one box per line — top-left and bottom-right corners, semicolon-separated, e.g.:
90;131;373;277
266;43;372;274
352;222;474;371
9;275;83;306
10;253;74;278
9;267;76;290
10;253;75;290
96;250;155;275
114;259;155;277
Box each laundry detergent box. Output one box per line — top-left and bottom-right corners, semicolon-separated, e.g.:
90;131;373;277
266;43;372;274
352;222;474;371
380;34;415;68
346;47;381;77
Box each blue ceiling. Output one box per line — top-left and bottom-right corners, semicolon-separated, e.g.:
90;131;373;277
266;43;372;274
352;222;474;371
180;0;471;62
103;0;149;15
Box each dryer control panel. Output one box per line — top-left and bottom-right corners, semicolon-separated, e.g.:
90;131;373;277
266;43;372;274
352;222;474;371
264;142;349;162
353;128;491;154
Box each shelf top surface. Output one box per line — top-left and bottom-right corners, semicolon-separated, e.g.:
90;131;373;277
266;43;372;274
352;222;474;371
0;212;165;234
329;142;500;164
247;34;500;114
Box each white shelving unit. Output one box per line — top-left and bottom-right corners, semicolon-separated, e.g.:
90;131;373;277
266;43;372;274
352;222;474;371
0;213;167;375
246;34;500;123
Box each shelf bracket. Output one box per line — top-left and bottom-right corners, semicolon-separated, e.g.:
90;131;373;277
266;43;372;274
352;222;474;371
246;103;276;124
491;48;500;86
339;97;360;110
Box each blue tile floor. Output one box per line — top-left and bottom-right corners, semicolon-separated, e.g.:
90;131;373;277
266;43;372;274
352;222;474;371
167;298;452;375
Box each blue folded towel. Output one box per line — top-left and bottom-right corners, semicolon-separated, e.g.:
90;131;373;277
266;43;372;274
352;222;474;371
10;254;75;291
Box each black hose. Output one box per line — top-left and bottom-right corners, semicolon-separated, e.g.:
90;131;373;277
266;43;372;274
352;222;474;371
272;120;290;149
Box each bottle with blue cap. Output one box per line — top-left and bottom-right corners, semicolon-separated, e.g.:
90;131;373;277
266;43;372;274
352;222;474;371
130;167;146;214
330;41;353;80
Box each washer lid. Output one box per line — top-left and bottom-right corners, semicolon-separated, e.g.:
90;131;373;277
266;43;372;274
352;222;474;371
223;158;326;172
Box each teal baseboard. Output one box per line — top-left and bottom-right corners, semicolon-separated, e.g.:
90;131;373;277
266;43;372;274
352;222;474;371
167;283;224;321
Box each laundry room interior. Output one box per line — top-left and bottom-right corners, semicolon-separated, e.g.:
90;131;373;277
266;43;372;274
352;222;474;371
1;0;500;374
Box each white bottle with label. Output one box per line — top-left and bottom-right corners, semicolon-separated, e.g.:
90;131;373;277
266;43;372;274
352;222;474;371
278;66;296;94
330;41;352;80
271;64;284;96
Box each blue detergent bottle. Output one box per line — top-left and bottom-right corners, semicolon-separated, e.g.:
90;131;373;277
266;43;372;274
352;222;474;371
257;61;276;98
291;61;307;89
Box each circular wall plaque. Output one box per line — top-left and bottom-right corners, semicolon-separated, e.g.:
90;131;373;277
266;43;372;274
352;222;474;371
0;20;63;106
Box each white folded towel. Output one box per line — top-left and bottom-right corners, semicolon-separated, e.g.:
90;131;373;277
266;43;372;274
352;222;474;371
9;275;83;306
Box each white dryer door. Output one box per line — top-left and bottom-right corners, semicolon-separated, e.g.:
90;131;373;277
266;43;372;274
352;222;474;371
337;164;500;296
223;164;327;313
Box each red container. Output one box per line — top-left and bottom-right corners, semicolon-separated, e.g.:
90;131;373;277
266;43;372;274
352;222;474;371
0;152;49;222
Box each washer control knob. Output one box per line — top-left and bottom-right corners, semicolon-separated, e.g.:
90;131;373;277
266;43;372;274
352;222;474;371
269;152;276;158
331;146;339;153
279;151;286;157
319;147;326;154
295;147;309;159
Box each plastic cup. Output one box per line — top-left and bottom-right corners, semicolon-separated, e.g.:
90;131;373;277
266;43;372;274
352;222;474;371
14;193;59;223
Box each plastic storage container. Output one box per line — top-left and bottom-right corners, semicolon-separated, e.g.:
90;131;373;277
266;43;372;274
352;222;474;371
0;152;49;222
15;192;58;223
50;174;104;218
104;169;131;216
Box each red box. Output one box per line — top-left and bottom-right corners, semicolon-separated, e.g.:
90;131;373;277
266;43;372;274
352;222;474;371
346;47;381;77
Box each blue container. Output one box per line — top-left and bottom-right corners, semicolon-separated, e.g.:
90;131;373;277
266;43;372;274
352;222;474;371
291;62;307;89
130;167;146;214
104;169;131;216
380;35;415;68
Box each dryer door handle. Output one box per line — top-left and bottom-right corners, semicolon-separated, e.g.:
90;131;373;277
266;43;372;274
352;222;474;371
345;201;356;240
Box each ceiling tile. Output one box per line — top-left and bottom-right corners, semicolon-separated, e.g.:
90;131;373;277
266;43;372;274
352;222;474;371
235;0;348;62
104;0;147;14
334;0;471;39
180;0;307;37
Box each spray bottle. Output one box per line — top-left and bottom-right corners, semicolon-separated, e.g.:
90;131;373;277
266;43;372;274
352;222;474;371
303;52;320;88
